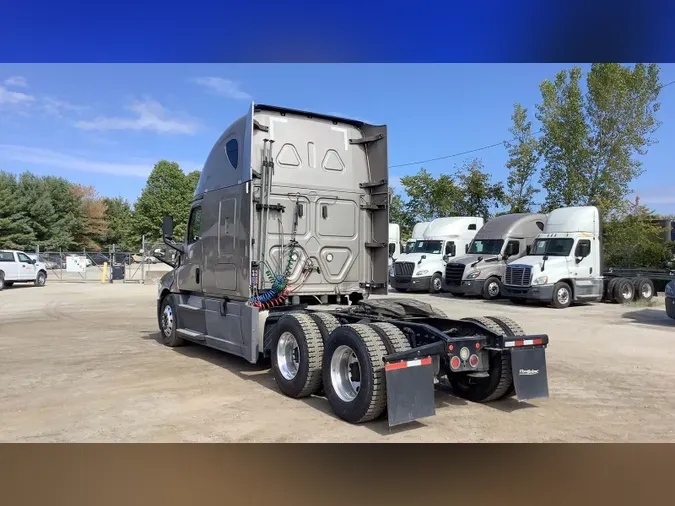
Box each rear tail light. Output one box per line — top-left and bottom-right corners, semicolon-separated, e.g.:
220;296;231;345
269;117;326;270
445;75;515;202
459;347;470;361
469;354;479;367
450;356;461;370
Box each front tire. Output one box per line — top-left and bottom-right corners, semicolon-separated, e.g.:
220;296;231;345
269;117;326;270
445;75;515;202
551;282;572;309
0;271;5;291
323;324;388;423
35;271;47;287
158;295;184;347
429;273;443;293
482;277;501;300
271;313;324;399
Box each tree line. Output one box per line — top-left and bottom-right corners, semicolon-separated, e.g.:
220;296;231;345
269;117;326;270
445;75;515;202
389;63;674;268
0;161;199;253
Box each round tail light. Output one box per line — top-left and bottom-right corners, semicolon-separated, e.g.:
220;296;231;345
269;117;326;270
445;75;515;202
450;356;461;370
469;354;479;367
459;347;470;361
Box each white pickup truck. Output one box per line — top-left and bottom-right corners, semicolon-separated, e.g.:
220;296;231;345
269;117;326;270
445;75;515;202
0;250;48;290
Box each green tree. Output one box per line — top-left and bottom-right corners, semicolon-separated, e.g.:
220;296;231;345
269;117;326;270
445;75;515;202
399;168;461;223
503;103;540;213
42;176;81;251
0;171;35;249
102;197;134;251
603;197;671;268
388;187;414;241
133;161;197;244
454;158;505;220
15;172;55;248
537;64;662;215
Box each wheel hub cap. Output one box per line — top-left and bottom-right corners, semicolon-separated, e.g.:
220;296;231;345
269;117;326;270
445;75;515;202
330;345;361;402
162;305;174;337
558;288;570;305
277;332;300;381
488;282;499;296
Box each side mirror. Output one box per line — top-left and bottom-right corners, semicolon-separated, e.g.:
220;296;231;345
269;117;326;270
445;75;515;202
442;255;449;263
162;216;174;239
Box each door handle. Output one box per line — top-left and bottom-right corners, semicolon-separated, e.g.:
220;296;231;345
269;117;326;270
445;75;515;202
196;268;200;284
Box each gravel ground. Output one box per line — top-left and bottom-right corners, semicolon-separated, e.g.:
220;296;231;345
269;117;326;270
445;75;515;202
1;281;674;442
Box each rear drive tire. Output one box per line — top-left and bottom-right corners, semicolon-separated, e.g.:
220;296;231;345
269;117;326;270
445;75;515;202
449;316;516;402
322;324;388;423
613;277;635;304
551;282;572;309
605;277;620;302
158;295;184;347
633;277;654;302
367;322;412;354
429;273;443;293
482;277;501;300
271;312;325;399
307;311;342;396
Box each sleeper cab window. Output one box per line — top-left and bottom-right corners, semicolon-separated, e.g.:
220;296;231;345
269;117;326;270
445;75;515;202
188;207;202;244
225;139;239;169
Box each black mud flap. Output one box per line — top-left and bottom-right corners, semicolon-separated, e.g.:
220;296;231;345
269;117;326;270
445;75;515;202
510;347;549;401
385;357;436;427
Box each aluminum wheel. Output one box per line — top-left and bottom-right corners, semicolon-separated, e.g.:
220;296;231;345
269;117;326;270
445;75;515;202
432;276;442;291
622;284;633;300
161;305;174;337
557;287;570;306
641;283;653;299
330;345;361;402
487;281;500;297
277;331;300;381
36;273;46;286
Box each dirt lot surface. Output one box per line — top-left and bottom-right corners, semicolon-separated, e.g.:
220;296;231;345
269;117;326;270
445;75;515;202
1;282;674;442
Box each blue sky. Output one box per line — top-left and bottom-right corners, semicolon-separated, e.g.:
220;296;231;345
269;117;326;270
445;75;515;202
1;64;674;213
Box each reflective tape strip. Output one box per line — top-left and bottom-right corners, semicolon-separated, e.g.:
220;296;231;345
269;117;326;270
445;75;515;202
385;356;432;372
504;338;543;348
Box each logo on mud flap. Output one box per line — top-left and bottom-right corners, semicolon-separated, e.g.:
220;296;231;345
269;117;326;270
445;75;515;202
519;369;539;376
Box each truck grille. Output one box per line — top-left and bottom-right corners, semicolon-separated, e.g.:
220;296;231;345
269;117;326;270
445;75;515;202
393;262;415;278
445;263;466;286
504;265;533;287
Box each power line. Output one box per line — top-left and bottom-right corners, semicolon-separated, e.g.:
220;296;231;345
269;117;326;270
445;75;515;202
389;78;675;170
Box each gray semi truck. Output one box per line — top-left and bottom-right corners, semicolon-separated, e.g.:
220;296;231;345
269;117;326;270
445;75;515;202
444;213;547;300
155;103;550;427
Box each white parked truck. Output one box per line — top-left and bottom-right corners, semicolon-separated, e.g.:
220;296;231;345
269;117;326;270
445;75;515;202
155;103;551;427
388;223;401;267
404;222;430;254
501;205;666;308
0;250;48;290
444;213;547;300
390;216;484;293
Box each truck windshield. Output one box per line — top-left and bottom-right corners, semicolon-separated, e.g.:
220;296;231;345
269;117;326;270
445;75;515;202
530;238;574;256
405;241;415;254
413;240;443;254
468;239;504;255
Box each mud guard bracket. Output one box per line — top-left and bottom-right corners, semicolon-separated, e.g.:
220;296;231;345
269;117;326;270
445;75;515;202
510;347;549;401
385;357;436;427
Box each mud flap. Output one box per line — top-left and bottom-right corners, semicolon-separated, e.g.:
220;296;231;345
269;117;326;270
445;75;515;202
385;357;436;427
510;347;549;401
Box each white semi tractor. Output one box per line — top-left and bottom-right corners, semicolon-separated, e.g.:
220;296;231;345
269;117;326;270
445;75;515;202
388;223;401;267
501;205;663;308
390;216;484;293
404;222;430;254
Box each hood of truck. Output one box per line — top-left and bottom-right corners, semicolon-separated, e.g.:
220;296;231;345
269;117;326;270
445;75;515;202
451;253;502;267
509;256;570;281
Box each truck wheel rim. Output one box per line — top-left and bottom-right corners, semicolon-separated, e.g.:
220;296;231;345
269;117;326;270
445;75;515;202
38;274;45;285
622;285;633;299
330;345;361;402
433;277;442;291
162;305;174;337
642;284;652;298
277;332;300;381
557;288;570;305
487;282;499;297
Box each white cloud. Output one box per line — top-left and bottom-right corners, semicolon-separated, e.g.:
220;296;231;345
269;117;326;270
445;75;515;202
4;76;28;88
0;144;153;177
41;96;89;118
0;85;35;105
190;77;251;100
74;99;199;135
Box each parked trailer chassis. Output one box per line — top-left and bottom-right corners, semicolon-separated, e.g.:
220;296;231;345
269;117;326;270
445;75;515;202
249;299;548;426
